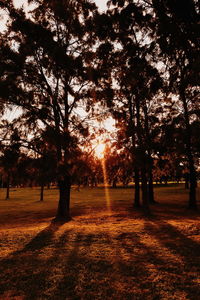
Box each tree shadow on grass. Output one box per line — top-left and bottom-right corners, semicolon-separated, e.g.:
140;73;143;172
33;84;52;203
124;202;200;222
0;222;67;299
0;226;114;300
109;231;176;299
1;218;200;300
49;230;172;299
44;232;117;300
49;233;85;299
18;222;62;252
143;219;200;298
148;204;200;221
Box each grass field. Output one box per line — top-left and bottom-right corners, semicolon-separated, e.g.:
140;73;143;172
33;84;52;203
0;184;200;299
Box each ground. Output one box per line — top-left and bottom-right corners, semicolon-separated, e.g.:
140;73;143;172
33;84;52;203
0;184;200;300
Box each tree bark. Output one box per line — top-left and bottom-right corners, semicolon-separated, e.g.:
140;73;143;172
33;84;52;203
6;174;10;200
180;86;197;209
135;98;150;212
134;168;140;207
40;183;44;201
56;176;71;221
128;95;140;208
148;169;156;204
185;174;189;189
112;178;117;188
141;167;150;214
188;164;197;209
143;100;156;204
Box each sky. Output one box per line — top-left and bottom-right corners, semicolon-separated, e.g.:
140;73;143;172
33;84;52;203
12;0;108;11
94;0;108;11
0;0;114;134
0;0;108;32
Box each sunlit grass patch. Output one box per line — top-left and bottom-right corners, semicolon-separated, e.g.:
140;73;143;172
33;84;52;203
0;185;200;299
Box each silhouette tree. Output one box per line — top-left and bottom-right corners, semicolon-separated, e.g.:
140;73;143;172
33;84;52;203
152;0;199;208
0;0;98;220
96;1;163;211
0;128;20;199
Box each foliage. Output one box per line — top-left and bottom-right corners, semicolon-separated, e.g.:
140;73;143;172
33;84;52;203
0;0;199;214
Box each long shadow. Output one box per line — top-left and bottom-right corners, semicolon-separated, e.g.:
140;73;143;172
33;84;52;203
144;219;200;264
98;220;200;300
125;202;200;221
144;219;200;297
17;222;62;253
2;217;200;299
50;231;132;299
0;225;116;299
48;232;116;300
25;229;73;300
108;231;171;299
50;229;166;299
0;222;65;299
48;232;84;300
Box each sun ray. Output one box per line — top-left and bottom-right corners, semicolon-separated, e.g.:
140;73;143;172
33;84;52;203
101;157;111;212
93;141;111;211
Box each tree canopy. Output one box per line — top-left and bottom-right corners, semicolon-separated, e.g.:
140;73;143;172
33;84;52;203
0;0;199;220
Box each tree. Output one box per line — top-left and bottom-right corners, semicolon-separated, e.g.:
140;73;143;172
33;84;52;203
96;0;163;211
0;128;20;199
152;0;199;208
0;0;98;220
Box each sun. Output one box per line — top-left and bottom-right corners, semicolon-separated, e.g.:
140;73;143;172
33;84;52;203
95;142;106;159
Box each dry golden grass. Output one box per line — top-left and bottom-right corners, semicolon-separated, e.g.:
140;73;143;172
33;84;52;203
0;184;200;299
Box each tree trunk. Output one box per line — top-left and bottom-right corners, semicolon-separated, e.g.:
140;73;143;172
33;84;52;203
148;169;156;204
180;86;197;209
40;183;44;201
112;178;117;188
56;176;71;221
128;95;140;208
188;163;197;209
141;167;150;214
185;174;189;189
143;100;156;205
134;168;140;207
84;176;88;187
6;174;10;200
